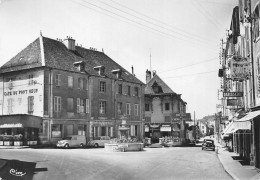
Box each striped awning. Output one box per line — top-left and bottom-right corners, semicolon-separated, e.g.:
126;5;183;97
236;111;260;122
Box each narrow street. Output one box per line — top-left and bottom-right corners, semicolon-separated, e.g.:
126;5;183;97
0;147;232;180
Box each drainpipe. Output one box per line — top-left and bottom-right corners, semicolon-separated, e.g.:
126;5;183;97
249;0;256;166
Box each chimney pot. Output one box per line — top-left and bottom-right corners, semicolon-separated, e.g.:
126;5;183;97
146;69;151;83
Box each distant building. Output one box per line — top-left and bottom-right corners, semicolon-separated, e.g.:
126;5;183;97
144;70;189;145
0;35;145;145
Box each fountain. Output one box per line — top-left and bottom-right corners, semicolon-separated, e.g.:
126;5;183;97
104;120;144;152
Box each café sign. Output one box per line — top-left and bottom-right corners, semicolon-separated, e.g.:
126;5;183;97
223;92;243;97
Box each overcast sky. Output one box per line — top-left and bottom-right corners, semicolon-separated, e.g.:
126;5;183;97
0;0;237;119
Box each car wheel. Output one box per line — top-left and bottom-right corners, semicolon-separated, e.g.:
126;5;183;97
94;143;99;148
65;144;69;149
213;148;215;151
80;143;84;148
202;147;204;150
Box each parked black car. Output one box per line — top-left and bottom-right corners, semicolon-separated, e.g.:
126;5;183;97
202;139;215;151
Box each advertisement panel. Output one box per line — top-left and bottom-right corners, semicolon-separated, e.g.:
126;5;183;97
230;56;251;80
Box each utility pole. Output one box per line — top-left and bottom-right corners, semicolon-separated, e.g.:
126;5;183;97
194;111;196;141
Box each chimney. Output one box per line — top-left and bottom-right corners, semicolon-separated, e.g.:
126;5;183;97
131;65;135;76
63;36;75;51
152;70;156;76
146;69;151;83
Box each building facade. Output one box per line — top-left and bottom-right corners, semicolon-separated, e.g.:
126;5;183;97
144;70;190;145
0;35;145;145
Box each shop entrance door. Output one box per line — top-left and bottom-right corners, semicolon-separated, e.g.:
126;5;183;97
151;131;161;143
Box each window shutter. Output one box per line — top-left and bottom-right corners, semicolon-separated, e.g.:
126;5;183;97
77;98;80;113
86;99;89;113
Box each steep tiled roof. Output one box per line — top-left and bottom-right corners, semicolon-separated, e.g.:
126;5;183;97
0;38;42;73
145;74;176;95
0;36;144;85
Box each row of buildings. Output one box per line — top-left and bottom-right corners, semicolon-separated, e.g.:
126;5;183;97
0;34;190;145
218;0;260;168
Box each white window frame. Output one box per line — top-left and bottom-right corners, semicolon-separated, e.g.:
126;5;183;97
54;96;61;112
134;104;139;116
77;98;84;113
99;81;106;92
80;99;84;113
126;103;131;115
55;74;61;86
28;96;34;113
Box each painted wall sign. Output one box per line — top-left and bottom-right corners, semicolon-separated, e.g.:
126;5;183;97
4;89;38;96
223;91;243;97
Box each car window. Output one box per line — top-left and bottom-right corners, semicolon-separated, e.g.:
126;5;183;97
62;137;72;140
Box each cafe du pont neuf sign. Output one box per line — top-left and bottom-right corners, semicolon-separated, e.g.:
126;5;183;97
223;91;243;97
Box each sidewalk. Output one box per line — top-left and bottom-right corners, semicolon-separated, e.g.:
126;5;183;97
216;143;260;180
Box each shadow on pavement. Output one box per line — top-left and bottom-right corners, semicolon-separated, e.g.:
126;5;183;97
0;158;47;180
231;156;250;166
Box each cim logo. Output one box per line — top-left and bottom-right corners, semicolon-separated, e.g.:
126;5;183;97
9;169;26;177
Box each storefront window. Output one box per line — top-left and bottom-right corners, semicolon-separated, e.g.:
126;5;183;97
51;124;61;138
78;124;86;136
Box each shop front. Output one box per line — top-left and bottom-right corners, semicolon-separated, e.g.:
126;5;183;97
90;120;115;140
0;115;42;146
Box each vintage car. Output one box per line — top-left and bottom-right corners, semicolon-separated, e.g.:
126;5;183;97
202;139;215;151
87;136;111;147
56;135;86;148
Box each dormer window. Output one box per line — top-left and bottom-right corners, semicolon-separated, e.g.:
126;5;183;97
111;69;122;79
94;65;105;76
152;81;163;94
73;61;85;72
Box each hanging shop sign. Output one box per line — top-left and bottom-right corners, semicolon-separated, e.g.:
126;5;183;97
230;56;251;80
227;99;238;106
160;124;171;132
223;91;243;97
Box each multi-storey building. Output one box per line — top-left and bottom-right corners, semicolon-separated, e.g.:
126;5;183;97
144;70;190;145
0;34;145;144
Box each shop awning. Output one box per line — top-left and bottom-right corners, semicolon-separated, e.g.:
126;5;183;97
223;121;251;135
0;115;42;128
236;110;260;122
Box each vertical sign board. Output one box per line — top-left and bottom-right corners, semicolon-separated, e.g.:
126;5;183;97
230;56;251;81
